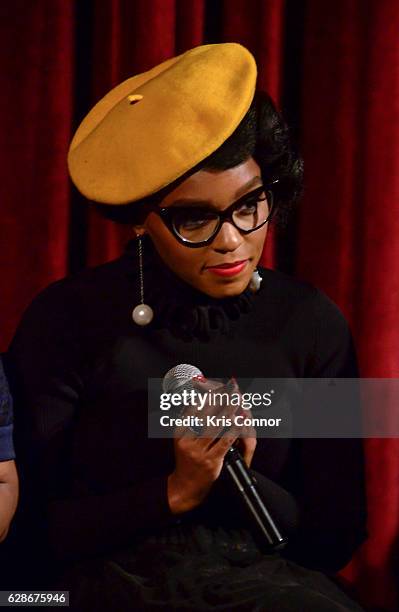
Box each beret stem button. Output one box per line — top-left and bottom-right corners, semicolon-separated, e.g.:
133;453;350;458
127;94;143;105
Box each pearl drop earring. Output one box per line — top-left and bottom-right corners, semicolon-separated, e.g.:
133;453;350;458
132;235;154;326
249;269;262;293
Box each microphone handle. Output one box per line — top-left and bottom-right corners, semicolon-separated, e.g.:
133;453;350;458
224;447;287;550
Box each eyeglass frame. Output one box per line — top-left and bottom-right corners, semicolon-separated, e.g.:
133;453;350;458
145;179;280;248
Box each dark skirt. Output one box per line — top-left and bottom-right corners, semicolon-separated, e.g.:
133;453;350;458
57;524;364;612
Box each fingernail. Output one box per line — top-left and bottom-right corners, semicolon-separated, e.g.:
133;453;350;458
225;377;237;393
193;375;206;382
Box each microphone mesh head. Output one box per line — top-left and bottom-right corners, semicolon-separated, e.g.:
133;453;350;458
162;364;203;393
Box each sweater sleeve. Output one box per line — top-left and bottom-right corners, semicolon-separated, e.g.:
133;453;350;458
0;357;15;462
6;284;175;564
281;289;368;572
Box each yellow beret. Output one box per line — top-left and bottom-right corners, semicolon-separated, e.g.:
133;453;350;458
67;43;257;205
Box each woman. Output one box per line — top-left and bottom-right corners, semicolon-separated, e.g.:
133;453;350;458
6;44;367;610
0;357;18;543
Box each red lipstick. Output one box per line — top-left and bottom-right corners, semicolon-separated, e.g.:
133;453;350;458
206;260;248;277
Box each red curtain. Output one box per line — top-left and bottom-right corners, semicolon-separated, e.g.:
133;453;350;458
0;0;74;350
1;1;398;609
298;2;399;609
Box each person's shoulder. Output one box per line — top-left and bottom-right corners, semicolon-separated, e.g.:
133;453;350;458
9;254;132;352
257;268;356;375
257;267;350;329
258;267;317;301
25;254;130;314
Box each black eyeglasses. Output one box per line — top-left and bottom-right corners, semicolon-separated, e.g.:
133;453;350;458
148;180;279;248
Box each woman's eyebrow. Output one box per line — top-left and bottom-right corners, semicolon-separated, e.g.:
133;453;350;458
235;175;263;198
167;176;264;208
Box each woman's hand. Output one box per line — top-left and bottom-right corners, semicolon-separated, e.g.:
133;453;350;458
167;378;257;514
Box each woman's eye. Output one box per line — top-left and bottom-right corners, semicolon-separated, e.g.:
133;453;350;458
181;218;209;230
236;194;267;215
236;200;259;215
175;212;214;231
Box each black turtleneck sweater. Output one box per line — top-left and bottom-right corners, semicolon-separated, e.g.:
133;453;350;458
4;239;367;585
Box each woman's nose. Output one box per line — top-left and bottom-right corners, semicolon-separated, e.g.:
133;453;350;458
212;220;243;252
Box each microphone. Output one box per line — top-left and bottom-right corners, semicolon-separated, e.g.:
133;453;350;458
163;364;203;394
162;364;287;550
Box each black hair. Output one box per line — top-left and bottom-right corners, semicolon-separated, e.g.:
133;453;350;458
93;91;303;227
